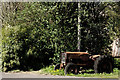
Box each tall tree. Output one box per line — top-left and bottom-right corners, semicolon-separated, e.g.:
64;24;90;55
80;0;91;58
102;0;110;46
2;2;78;71
79;2;116;54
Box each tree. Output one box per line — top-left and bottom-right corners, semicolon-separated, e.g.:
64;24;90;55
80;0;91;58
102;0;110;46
2;2;78;71
2;2;120;72
79;2;117;54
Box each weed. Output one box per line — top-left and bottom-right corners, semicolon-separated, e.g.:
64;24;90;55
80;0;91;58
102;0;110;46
39;65;119;78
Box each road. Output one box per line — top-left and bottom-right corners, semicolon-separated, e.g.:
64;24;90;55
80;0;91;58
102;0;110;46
1;72;119;80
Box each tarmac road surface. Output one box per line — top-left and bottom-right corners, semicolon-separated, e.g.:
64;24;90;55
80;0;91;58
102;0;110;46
1;72;118;80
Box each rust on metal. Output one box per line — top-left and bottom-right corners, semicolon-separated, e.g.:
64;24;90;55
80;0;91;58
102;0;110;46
60;63;64;69
66;52;89;55
92;55;100;58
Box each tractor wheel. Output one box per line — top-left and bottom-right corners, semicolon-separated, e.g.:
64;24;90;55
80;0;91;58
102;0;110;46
54;63;60;70
64;63;78;75
94;55;114;73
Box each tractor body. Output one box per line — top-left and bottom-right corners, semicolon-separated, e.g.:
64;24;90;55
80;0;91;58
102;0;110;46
54;52;114;74
60;52;99;69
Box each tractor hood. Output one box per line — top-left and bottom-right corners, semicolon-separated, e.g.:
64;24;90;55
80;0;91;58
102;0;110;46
65;52;89;55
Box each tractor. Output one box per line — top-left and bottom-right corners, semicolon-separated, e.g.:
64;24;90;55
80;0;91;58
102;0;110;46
54;52;117;75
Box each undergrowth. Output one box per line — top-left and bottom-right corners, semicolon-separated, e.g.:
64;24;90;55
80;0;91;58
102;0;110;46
39;65;119;78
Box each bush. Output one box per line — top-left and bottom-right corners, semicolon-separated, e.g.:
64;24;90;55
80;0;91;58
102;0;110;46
2;2;78;72
114;58;120;69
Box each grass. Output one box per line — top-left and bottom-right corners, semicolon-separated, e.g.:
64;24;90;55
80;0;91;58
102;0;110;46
39;65;119;78
39;65;65;75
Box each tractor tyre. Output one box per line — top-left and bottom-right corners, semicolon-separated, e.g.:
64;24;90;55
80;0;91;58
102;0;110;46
64;63;78;75
54;63;60;70
94;55;114;73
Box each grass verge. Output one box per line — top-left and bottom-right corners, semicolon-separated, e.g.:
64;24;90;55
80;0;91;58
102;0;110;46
39;65;119;78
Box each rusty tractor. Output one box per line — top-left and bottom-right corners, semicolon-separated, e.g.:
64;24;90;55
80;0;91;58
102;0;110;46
54;52;120;75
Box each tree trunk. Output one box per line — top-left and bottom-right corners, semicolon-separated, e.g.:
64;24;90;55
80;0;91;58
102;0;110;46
78;2;81;52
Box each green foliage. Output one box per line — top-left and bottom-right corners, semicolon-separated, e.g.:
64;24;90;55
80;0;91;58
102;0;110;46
114;59;120;69
40;65;65;75
2;2;78;71
79;2;115;54
2;2;120;72
40;65;119;78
